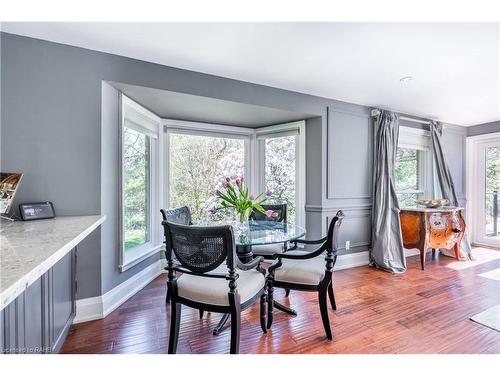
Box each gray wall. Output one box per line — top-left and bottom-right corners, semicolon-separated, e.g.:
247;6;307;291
467;121;500;137
1;32;469;299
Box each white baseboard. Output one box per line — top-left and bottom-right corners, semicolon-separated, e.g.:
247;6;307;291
74;258;166;324
335;251;370;270
335;248;420;270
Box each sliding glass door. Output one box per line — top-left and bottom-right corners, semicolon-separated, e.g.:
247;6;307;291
484;143;499;240
469;136;500;247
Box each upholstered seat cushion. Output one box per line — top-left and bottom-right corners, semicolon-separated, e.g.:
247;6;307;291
177;265;265;306
251;243;285;256
273;250;326;285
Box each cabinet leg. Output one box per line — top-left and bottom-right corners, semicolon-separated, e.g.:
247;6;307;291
453;242;460;260
420;248;426;270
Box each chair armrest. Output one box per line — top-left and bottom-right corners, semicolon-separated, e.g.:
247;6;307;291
273;246;326;260
166;265;234;280
291;237;327;245
236;256;264;271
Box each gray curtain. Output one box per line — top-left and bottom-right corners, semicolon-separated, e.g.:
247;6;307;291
370;110;406;273
430;121;473;259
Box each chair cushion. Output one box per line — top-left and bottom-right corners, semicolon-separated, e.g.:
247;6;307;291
273;250;326;286
177;265;265;306
251;243;285;256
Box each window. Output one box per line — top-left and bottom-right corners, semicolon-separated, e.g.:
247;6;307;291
164;120;305;227
120;95;162;271
165;123;252;223
395;127;433;207
123;127;151;249
257;122;305;227
395;148;423;206
263;135;297;223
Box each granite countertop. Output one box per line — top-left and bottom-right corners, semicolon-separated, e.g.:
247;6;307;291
400;206;464;213
0;215;105;310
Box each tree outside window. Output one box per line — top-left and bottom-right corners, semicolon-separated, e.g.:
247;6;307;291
123;127;150;250
169;133;245;222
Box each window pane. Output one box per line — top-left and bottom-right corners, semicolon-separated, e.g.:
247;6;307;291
264;136;296;224
395;148;419;192
123;127;150;250
397;193;419;208
485;146;500;237
169;133;245;222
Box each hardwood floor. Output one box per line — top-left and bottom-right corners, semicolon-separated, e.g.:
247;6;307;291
61;249;500;354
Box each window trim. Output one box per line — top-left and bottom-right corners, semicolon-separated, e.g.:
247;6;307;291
119;95;163;272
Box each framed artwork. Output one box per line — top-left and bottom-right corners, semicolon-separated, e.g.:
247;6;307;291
0;172;23;215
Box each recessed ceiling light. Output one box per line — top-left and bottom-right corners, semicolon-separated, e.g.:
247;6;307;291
400;76;413;83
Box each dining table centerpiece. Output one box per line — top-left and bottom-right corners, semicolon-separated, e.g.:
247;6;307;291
215;176;274;226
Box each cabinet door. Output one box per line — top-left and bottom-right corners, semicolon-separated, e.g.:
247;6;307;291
50;249;76;352
23;276;45;353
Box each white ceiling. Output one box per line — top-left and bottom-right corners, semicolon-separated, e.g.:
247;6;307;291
2;22;499;126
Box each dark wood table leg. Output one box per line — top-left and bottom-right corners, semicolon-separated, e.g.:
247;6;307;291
212;313;230;335
274;301;297;316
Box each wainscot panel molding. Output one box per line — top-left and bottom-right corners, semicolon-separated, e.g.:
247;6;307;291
74;259;166;323
305;203;372;212
326;107;372;200
326;211;371;253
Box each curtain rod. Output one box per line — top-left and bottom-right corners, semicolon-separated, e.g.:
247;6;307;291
370;109;431;125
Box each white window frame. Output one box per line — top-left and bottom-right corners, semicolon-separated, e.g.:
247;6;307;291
466;132;500;248
396;126;434;204
119;95;163;272
161;119;306;228
162;119;254;212
255;121;306;228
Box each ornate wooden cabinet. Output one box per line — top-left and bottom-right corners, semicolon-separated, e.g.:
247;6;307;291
399;207;466;270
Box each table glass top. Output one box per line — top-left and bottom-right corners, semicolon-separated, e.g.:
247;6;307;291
195;220;306;246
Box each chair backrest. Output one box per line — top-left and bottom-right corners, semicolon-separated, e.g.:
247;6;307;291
327;210;344;255
161;206;192;225
250;203;287;222
162;221;236;273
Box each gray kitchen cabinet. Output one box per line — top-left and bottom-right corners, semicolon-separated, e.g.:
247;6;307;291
1;248;76;354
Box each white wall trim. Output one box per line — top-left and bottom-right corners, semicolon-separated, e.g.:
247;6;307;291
74;258;166;324
162;118;255;136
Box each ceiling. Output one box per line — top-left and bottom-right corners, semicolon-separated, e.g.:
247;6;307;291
2;22;499;126
110;82;313;127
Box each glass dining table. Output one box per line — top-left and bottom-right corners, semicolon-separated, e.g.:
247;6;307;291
232;220;306;262
196;219;306;335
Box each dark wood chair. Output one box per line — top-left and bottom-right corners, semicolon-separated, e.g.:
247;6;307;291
162;221;267;354
249;203;288;259
160;206;193;304
266;210;344;340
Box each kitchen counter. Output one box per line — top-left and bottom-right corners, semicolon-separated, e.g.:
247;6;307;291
0;215;105;310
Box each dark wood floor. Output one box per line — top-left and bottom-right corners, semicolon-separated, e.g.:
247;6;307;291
61;249;500;354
